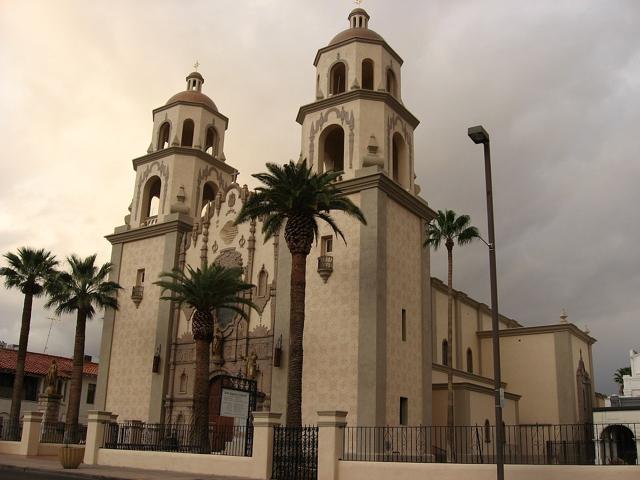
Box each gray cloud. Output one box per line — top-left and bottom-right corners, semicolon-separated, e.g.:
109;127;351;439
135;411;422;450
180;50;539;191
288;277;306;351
0;0;638;394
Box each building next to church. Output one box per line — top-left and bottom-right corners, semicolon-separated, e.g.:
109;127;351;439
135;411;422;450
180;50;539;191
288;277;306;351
95;8;599;431
0;344;98;425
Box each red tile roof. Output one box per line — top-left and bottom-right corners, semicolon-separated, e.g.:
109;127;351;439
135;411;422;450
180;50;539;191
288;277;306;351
0;348;98;378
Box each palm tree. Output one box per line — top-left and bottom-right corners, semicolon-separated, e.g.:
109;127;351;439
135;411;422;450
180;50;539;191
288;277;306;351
614;367;631;395
235;160;366;427
155;264;256;453
0;247;58;437
46;254;121;443
425;209;479;456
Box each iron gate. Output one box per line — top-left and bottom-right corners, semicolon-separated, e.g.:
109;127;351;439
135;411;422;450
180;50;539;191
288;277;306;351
272;425;318;480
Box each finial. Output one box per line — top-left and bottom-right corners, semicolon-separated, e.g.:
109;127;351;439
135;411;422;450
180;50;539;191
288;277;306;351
354;0;362;5
559;309;568;324
193;61;200;72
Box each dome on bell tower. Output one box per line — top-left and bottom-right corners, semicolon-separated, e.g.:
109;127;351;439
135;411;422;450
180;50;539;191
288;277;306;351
328;8;386;47
166;71;218;112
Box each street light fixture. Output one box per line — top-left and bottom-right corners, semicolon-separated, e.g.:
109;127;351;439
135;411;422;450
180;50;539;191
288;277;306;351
468;125;504;480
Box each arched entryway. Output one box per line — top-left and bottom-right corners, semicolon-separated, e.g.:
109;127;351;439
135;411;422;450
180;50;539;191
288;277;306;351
319;125;345;173
600;425;637;465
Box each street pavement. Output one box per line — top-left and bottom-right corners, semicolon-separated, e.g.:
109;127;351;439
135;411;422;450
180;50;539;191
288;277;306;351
0;453;253;480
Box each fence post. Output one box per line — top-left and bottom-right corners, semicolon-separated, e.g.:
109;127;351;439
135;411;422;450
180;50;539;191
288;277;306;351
317;410;347;480
252;411;281;480
84;410;113;465
19;411;43;456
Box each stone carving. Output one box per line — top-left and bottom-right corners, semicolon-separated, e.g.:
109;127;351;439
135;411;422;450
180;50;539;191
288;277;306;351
212;324;233;365
44;360;58;395
170;185;190;214
220;221;239;245
212;240;218;254
239;235;246;248
228;192;236;208
213;249;243;269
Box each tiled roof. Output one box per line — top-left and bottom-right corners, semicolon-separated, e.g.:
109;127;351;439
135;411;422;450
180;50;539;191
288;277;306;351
0;348;98;378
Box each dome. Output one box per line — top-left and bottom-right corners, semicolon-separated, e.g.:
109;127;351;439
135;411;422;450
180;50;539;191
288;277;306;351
165;90;218;111
329;27;385;46
348;8;370;19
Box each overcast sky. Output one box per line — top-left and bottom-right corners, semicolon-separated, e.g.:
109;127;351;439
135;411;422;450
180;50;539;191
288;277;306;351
0;0;638;395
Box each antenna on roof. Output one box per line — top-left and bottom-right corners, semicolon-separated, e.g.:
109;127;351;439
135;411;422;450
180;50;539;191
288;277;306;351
44;316;61;353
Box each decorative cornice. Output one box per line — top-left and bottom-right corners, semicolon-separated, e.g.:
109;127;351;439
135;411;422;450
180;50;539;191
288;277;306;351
432;381;521;401
432;363;508;390
131;147;238;176
430;277;522;328
106;217;194;245
313;38;403;67
338;171;436;221
476;324;597;345
152;102;229;128
296;89;419;129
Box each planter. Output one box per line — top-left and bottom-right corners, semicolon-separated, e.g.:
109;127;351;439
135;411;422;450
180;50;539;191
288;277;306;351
59;445;85;469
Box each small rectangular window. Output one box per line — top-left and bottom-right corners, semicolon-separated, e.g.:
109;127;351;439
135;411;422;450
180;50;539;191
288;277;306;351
86;383;96;405
401;309;407;342
136;269;145;286
400;397;408;425
321;236;333;255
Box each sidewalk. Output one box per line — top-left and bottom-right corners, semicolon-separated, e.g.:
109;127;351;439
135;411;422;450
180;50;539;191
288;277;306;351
0;453;254;480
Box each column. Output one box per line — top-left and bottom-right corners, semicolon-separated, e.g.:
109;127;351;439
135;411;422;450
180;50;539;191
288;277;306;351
252;411;281;480
84;411;113;465
317;411;347;480
19;411;43;456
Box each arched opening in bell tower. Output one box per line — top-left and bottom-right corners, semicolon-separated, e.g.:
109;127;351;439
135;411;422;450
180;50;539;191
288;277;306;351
330;62;346;95
204;127;218;156
141;176;161;220
387;69;397;97
201;181;218;217
362;59;374;90
157;122;170;150
181;119;195;147
392;132;409;189
319;125;345;173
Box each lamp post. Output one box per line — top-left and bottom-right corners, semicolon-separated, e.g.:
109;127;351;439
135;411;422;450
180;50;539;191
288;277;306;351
468;125;504;480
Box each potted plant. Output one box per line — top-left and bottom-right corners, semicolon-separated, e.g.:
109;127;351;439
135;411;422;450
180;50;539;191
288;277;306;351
59;440;85;469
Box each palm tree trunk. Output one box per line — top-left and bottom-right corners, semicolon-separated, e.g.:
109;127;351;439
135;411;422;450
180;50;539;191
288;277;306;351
446;243;455;461
65;310;86;443
8;293;33;438
286;252;307;427
193;335;211;453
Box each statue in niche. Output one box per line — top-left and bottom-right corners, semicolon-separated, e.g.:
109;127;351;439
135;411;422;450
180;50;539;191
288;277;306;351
242;351;259;380
44;360;58;395
212;324;232;364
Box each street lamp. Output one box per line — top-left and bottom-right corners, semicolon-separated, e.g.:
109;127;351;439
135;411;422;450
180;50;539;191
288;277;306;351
468;125;504;480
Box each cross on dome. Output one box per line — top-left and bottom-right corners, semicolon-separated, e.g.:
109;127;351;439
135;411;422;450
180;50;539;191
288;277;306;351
193;61;200;72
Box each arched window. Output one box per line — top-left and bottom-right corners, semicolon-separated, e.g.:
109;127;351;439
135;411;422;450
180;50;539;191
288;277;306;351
157;122;170;150
362;59;374;90
141;176;161;220
387;69;397;97
442;339;449;366
330;62;346;95
201;182;218;217
319;125;345;173
466;348;473;373
205;127;218;156
258;269;268;297
392;132;409;188
181;119;194;147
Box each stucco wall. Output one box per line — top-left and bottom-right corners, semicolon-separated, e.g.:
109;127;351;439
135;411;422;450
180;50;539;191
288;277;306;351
105;235;165;421
301;202;361;424
384;199;424;425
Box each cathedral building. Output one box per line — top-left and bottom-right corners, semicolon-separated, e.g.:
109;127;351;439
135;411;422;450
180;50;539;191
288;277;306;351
95;8;597;429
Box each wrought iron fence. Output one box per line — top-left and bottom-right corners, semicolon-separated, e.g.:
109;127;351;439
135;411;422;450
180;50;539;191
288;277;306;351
272;425;319;480
0;421;22;441
342;424;640;466
40;422;87;444
103;422;252;456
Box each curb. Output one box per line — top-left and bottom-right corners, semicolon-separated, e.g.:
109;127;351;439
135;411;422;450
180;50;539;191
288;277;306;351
0;463;126;480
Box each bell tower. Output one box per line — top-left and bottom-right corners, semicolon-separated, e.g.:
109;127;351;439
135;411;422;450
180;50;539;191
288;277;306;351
297;8;421;193
97;71;239;423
